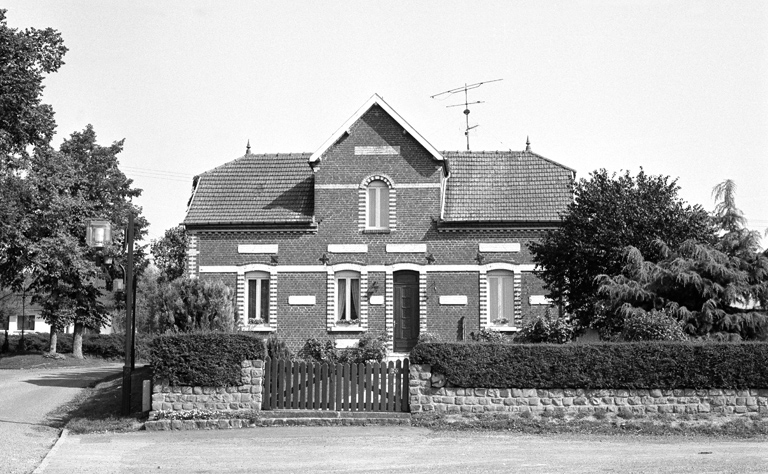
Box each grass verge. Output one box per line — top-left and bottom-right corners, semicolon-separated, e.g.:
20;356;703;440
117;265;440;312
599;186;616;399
411;412;768;438
46;369;150;434
0;352;119;370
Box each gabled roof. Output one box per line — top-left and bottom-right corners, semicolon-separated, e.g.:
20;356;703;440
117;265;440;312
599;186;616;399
441;150;575;223
184;153;314;227
309;94;443;164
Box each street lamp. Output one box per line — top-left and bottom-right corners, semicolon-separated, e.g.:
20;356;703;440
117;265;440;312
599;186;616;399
86;220;112;249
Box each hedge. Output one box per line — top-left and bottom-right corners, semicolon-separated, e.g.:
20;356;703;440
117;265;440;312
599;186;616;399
149;333;266;387
1;332;151;359
410;342;768;389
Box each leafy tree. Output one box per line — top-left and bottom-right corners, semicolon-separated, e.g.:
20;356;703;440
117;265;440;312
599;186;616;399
529;169;715;328
0;9;66;167
3;126;147;357
151;225;187;281
597;180;768;340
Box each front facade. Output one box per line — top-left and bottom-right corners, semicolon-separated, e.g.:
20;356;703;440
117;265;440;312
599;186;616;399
183;95;575;353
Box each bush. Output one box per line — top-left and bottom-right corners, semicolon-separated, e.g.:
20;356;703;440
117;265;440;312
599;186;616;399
621;310;688;342
516;309;575;344
298;334;388;364
149;333;266;386
469;328;507;343
265;335;292;360
410;341;768;389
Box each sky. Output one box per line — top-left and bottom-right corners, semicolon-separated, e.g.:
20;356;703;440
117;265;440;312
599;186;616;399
5;1;768;247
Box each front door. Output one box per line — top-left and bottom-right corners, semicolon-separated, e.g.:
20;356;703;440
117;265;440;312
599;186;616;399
394;271;419;352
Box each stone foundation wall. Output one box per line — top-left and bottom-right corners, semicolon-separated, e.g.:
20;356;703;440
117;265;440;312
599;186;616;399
410;364;768;416
151;360;264;414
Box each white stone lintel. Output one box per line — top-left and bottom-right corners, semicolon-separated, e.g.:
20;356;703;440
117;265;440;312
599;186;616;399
479;243;521;253
334;338;360;348
369;295;384;305
529;295;554;305
238;244;278;254
386;243;427;253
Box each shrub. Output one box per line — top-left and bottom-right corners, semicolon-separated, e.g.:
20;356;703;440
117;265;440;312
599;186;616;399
298;334;388;364
410;341;768;389
265;335;292;360
469;328;506;343
621;309;688;342
298;337;338;364
149;333;266;386
515;309;575;344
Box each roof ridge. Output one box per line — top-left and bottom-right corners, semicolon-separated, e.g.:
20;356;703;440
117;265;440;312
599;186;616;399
199;152;313;176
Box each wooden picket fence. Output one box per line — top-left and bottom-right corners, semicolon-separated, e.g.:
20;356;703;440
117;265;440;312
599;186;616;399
262;357;410;412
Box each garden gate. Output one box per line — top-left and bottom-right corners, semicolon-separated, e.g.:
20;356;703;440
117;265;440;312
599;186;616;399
262;357;410;412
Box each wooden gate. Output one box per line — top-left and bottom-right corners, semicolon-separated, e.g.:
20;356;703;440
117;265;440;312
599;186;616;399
262;357;410;412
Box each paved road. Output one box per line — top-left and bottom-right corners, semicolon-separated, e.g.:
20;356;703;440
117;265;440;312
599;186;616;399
37;426;768;473
0;364;123;474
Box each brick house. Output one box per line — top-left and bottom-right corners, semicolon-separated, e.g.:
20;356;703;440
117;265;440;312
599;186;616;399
183;94;574;354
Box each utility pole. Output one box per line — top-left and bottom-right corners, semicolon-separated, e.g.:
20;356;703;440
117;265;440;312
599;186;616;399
122;212;135;416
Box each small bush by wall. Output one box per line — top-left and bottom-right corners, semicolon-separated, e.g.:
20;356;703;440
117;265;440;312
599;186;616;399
150;333;266;386
410;342;768;389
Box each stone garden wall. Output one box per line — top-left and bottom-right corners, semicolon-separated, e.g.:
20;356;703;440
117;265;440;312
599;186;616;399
410;364;768;417
151;360;264;414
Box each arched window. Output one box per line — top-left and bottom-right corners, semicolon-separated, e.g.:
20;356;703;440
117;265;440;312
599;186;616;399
366;180;389;229
336;270;360;322
245;271;270;325
488;270;514;325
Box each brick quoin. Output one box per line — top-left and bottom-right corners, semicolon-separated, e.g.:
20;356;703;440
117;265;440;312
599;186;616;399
185;97;572;354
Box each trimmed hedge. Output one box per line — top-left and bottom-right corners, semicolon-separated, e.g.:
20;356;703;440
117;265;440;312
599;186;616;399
410;342;768;389
1;332;151;359
149;333;266;387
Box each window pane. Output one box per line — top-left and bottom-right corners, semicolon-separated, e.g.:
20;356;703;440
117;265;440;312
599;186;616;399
248;280;258;321
379;187;388;227
350;279;359;320
489;277;499;321
502;277;514;320
367;188;376;227
260;279;270;322
337;278;347;319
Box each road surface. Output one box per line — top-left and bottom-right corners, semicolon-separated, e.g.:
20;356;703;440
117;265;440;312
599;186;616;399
36;426;768;473
0;363;122;474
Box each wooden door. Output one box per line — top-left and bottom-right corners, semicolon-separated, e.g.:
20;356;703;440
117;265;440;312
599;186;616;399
394;271;419;352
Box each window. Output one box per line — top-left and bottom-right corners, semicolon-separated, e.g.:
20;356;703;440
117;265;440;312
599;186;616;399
17;315;35;331
336;271;360;322
366;180;389;229
488;271;514;325
0;315;8;331
246;273;270;325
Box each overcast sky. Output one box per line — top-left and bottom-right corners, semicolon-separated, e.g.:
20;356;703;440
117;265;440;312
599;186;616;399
5;1;767;246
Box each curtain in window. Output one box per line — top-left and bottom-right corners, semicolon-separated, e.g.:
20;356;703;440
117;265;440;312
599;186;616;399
338;278;347;319
350;278;360;320
248;280;258;321
260;279;270;322
502;276;514;320
367;188;377;227
489;277;500;321
378;187;389;226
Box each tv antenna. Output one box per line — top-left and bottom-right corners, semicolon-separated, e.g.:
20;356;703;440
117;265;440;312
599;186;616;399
431;78;503;150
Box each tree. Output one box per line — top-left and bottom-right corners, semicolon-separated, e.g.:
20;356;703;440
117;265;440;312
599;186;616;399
4;126;147;357
529;169;715;328
151;225;187;282
597;180;768;340
0;9;66;167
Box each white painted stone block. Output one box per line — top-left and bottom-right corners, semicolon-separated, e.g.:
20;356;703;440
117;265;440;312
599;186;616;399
439;295;468;305
529;295;553;305
369;295;384;305
334;338;359;349
288;295;316;305
386;243;427;253
327;244;368;253
238;244;278;254
478;243;521;253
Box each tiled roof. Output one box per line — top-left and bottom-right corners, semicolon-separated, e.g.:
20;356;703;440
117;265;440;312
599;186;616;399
184;153;314;226
441;151;574;222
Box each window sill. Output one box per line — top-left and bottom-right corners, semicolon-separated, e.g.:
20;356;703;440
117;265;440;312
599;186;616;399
328;325;366;332
487;326;519;332
242;325;276;332
363;229;391;234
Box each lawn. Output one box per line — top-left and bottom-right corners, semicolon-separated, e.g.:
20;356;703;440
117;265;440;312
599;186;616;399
0;351;120;370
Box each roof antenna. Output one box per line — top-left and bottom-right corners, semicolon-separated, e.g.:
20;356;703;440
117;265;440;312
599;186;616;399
525;136;531;152
245;140;251;155
431;78;503;151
